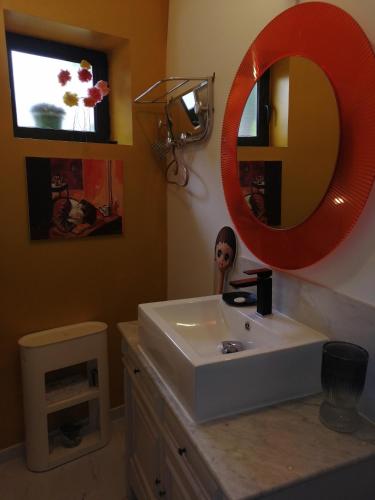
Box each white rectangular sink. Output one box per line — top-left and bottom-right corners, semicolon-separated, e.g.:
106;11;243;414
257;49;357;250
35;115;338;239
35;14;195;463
138;295;327;422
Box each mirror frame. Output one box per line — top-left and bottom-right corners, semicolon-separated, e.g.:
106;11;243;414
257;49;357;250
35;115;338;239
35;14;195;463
221;2;375;269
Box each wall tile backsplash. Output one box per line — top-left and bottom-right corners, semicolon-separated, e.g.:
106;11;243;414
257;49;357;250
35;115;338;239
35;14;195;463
231;257;375;421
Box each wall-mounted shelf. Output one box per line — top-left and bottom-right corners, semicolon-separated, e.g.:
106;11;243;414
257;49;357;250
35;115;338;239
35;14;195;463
134;75;215;186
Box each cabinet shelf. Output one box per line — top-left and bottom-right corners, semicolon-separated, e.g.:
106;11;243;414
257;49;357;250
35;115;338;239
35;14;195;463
48;429;101;467
46;376;100;413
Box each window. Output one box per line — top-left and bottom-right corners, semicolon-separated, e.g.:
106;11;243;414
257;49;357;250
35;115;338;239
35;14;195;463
238;70;270;146
6;32;110;143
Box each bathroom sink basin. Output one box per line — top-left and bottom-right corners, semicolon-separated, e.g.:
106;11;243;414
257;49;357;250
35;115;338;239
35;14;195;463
138;295;327;422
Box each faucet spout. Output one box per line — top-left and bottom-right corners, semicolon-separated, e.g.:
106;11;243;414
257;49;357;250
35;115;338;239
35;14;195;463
229;268;272;316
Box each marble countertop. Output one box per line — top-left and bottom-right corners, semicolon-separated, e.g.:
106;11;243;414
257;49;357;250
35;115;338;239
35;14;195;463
119;322;375;500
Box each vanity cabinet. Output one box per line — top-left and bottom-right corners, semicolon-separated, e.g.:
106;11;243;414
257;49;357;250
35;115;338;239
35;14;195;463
120;322;375;500
129;386;161;499
123;343;224;500
161;443;201;500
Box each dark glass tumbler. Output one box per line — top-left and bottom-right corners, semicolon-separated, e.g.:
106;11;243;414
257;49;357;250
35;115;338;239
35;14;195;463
320;341;369;433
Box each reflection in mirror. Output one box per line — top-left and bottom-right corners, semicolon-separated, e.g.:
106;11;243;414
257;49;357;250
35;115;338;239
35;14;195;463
239;160;281;226
181;90;200;126
167;81;209;145
237;56;340;229
238;71;270;146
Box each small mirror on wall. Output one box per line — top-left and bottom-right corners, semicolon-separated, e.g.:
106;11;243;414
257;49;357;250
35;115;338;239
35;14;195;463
167;80;210;144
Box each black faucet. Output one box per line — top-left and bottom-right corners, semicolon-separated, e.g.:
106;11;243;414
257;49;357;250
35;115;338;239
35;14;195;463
229;267;272;316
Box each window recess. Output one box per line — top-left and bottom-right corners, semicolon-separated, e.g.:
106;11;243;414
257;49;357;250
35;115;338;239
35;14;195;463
6;32;110;143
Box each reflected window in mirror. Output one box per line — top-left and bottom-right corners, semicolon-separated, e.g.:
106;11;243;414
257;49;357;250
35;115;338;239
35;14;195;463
238;70;270;146
168;81;209;141
181;90;200;127
237;57;339;229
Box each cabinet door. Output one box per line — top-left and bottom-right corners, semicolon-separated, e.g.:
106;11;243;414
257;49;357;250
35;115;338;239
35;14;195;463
163;406;220;499
162;441;210;500
129;386;161;499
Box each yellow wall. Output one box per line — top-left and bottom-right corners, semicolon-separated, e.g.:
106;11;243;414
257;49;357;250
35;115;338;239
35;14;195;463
284;56;339;227
0;0;168;449
269;58;289;147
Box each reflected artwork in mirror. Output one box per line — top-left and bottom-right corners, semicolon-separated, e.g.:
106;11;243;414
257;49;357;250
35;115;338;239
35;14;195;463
222;2;375;269
239;160;282;226
238;56;339;229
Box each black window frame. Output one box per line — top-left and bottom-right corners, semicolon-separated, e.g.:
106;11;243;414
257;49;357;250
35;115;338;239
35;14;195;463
237;70;270;147
6;32;110;143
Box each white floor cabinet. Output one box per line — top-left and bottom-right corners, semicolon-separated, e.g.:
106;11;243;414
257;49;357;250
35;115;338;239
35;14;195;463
19;321;110;471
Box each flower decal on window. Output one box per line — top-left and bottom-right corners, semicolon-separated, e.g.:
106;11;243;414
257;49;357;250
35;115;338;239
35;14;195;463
88;87;103;104
96;80;110;97
78;68;92;83
80;59;92;70
83;97;97;107
63;92;79;107
58;70;71;86
58;60;110;108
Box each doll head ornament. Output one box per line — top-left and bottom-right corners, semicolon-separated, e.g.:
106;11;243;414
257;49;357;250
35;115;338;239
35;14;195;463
214;226;237;294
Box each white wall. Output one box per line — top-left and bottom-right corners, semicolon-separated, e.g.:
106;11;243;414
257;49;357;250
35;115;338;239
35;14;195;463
167;0;375;305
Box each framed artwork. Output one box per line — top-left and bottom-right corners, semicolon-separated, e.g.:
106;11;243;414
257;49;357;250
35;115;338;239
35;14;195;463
26;157;123;240
238;160;281;226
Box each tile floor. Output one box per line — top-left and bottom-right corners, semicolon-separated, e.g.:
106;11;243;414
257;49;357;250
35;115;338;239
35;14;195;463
0;419;127;500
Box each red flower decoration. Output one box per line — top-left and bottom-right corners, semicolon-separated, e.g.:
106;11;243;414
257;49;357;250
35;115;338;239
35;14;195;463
96;80;110;97
83;96;97;107
58;70;71;86
87;87;103;103
78;68;92;83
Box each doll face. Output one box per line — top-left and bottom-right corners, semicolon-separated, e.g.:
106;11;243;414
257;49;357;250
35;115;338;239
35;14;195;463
215;241;234;271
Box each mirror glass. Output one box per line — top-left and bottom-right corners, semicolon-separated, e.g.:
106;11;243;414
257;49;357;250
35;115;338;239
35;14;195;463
237;56;340;229
167;81;209;143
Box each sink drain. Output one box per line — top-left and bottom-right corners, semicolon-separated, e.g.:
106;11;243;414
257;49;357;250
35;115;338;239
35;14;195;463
220;340;244;354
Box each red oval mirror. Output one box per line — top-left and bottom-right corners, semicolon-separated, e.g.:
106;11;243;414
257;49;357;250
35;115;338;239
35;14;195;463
221;3;375;269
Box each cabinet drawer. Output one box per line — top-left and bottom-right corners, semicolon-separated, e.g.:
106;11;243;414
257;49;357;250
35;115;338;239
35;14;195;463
163;438;209;500
123;350;162;419
163;405;220;499
129;456;157;500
